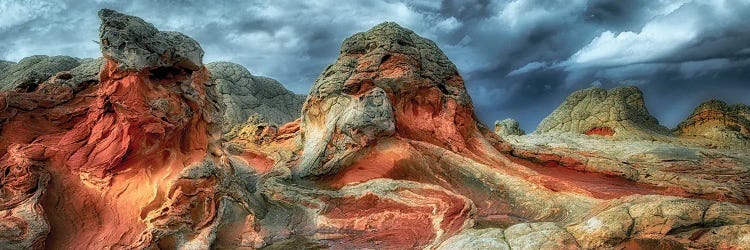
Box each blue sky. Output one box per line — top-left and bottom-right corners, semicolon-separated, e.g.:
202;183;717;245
1;0;749;131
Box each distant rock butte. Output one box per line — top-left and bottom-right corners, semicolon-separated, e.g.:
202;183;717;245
535;86;671;140
675;99;750;149
0;10;748;250
0;55;80;92
495;118;525;137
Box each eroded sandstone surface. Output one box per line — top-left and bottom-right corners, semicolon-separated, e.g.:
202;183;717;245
535;86;671;140
0;9;748;250
494;118;525;137
675;99;750;150
0;55;81;92
207;61;305;136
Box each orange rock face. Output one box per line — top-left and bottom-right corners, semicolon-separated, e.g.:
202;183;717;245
0;59;222;248
0;9;225;249
1;10;749;250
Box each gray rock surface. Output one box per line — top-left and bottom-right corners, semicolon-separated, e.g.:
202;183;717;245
46;57;105;91
0;55;80;92
494;118;525;136
567;195;750;249
98;9;203;71
535;86;671;140
309;22;471;105
0;60;16;78
206;61;305;132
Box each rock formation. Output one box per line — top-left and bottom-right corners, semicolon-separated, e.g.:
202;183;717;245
46;57;105;92
1;10;748;250
494;118;525;137
206;61;305;134
0;9;225;248
0;55;80;92
535;86;671;140
0;60;15;76
675;99;750;149
98;9;203;71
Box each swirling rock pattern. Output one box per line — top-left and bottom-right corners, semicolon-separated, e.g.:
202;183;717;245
0;9;748;250
0;9;225;249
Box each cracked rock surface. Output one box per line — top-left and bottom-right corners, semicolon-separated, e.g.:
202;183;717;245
495;118;525;137
207;61;305;134
98;9;203;71
675;99;750;150
0;55;80;92
0;9;748;250
535;86;671;140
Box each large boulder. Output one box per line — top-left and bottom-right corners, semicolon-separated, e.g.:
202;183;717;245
98;9;203;71
0;55;80;92
675;99;750;149
535;86;671;140
495;118;525;137
206;61;305;134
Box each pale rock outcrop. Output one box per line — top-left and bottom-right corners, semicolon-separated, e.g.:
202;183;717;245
438;222;579;250
297;87;395;176
494;118;525;136
437;228;511;250
298;21;491;177
206;61;305;133
0;55;80;92
535;86;671;140
567;195;750;249
675;99;750;149
506;132;750;205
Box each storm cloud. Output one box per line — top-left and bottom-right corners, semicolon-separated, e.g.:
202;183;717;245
1;0;748;131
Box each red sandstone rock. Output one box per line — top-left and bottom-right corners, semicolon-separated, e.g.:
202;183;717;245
1;9;748;250
585;127;615;136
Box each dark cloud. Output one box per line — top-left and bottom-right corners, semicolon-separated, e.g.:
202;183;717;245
1;0;748;132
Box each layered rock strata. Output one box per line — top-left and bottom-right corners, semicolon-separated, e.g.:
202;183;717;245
0;10;748;250
675;99;750;149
